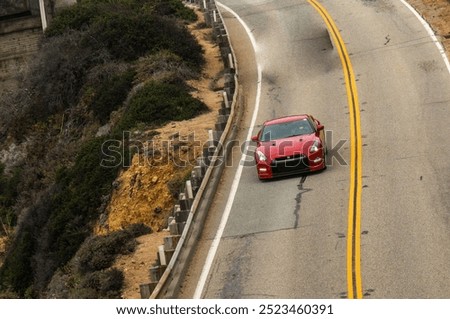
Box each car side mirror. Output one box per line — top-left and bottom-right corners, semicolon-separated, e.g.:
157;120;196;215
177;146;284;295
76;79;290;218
251;135;259;142
317;124;324;131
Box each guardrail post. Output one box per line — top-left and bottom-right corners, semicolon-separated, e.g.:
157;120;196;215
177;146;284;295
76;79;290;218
215;121;227;132
224;72;235;95
164;235;181;251
185;180;194;201
149;265;163;282
140;283;157;299
212;130;221;143
175;209;190;223
179;193;191;211
196;156;208;173
158;245;167;266
168;219;179;235
164;249;175;265
190;167;203;193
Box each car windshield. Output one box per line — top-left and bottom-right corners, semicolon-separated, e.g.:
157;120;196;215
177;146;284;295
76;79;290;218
260;119;314;141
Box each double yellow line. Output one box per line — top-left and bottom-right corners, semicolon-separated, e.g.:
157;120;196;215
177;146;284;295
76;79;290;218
306;0;363;299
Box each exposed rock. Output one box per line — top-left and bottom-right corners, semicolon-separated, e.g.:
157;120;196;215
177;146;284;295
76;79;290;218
96;123;111;137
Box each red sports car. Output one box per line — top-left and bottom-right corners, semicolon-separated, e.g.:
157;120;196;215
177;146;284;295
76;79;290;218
251;114;326;180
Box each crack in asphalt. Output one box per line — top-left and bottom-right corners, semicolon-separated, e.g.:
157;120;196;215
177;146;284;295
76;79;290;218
294;175;312;228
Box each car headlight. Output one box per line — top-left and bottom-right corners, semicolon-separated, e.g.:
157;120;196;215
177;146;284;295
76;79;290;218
256;150;267;161
309;140;320;153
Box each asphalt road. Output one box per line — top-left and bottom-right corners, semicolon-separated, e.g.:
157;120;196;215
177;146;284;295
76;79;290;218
179;0;450;298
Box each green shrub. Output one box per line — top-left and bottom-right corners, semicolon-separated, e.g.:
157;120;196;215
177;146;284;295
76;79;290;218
46;1;203;66
77;230;137;274
77;268;124;298
125;223;152;237
87;12;204;65
118;81;208;131
0;164;20;230
45;225;147;298
45;4;99;36
35;1;203;125
0;164;19;205
87;68;136;124
0;230;35;296
47;136;127;269
24;31;111;122
135;50;198;84
46;0;197;37
154;0;198;21
95;268;124;295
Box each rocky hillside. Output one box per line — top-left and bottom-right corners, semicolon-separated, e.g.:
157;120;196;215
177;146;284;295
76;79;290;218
0;0;221;298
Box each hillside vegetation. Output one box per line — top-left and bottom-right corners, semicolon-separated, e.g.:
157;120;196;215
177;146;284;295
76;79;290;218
0;0;209;298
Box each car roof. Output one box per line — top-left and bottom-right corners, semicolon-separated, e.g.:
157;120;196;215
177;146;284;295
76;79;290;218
263;114;310;126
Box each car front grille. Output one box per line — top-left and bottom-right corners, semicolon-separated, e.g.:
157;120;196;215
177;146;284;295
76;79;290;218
271;154;309;175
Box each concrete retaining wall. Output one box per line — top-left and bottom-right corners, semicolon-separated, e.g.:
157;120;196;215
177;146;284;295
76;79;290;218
0;0;75;92
0;16;42;92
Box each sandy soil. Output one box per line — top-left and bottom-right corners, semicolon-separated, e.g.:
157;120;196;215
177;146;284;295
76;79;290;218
111;1;450;299
116;230;169;299
408;0;450;52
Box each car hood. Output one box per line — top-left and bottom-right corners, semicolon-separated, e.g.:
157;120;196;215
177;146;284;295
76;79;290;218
256;134;317;161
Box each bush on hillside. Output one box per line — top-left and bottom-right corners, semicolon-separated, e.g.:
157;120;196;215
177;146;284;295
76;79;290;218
0;136;129;296
46;0;203;65
76;230;138;274
153;0;198;21
46;137;127;269
0;164;20;231
135;50;199;84
87;12;204;65
77;268;124;298
84;66;136;124
2;1;204;140
45;223;150;298
23;31;111;123
118;81;209;131
0;229;35;297
46;0;197;37
44;3;100;36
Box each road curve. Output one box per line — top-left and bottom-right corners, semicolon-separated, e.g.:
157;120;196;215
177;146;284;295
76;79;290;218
179;0;450;299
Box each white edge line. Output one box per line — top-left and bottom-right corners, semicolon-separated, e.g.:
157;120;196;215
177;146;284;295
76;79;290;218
399;0;450;74
193;1;263;299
